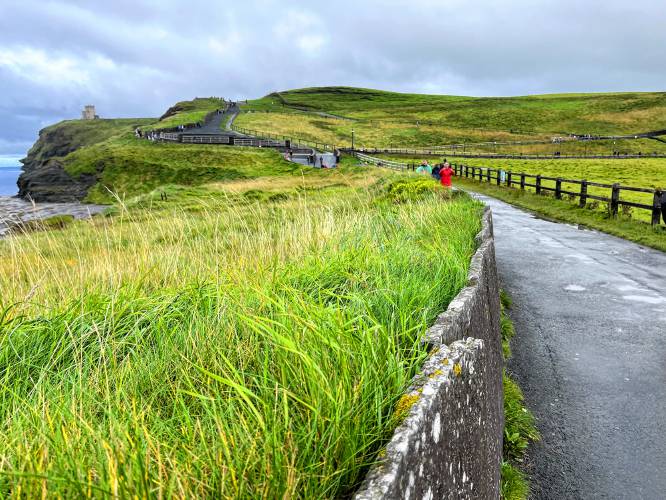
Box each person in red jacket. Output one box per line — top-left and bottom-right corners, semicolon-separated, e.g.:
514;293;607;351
440;160;454;187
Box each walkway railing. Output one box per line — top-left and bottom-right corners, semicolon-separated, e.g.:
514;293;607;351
355;152;408;171
230;124;336;152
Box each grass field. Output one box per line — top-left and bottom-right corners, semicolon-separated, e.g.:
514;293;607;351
0;160;483;497
236;87;666;150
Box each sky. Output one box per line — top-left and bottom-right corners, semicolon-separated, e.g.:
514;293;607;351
1;0;665;156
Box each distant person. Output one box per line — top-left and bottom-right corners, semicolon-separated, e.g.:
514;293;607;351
334;149;341;165
440;161;454;188
319;156;326;168
416;161;431;175
431;163;442;181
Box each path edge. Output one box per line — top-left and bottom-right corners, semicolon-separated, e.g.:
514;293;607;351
354;206;503;499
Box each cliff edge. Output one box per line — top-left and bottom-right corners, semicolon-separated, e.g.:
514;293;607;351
18;118;153;202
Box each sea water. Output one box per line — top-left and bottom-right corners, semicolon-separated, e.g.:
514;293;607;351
0;155;22;196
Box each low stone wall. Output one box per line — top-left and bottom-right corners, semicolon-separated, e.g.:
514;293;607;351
355;207;503;500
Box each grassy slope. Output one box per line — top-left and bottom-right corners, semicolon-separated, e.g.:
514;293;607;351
26;114;302;204
236;86;666;149
0;168;482;497
25;118;156;164
63;132;305;203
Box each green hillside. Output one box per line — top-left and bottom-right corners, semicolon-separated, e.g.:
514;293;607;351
236;87;666;150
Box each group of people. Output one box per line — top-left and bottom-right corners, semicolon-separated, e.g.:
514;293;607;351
136;128;162;141
283;148;340;169
415;159;455;187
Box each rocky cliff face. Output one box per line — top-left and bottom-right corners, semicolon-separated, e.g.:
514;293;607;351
17;122;101;202
17;118;151;202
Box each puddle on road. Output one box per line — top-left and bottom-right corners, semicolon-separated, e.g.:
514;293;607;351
621;295;666;305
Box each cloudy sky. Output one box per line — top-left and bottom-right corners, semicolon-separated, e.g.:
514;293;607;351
1;0;664;155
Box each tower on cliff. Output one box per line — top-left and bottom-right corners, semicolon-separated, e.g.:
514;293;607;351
81;105;99;120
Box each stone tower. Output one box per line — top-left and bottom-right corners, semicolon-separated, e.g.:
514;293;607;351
81;105;98;120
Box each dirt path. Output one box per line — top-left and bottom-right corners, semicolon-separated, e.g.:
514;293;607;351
476;194;666;499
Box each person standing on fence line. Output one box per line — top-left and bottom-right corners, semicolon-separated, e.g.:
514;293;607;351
440;161;454;188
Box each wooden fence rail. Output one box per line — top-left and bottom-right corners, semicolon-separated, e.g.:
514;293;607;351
454;163;664;225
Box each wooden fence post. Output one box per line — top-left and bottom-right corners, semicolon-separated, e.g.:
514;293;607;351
610;183;620;217
486;168;491;183
507;172;512;187
496;169;501;186
520;173;526;190
536;175;542;195
555;178;562;199
471;166;476;179
652;190;663;225
579;180;588;208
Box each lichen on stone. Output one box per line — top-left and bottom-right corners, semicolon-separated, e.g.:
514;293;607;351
393;393;420;423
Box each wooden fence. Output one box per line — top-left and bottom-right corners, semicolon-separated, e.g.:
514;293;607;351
454;163;664;225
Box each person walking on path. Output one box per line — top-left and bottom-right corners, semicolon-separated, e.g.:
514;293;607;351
432;163;442;181
440;160;454;188
416;161;432;175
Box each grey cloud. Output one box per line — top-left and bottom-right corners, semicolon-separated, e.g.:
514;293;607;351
0;0;664;155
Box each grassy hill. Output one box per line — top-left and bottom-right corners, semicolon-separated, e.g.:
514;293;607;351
236;87;666;151
20;110;301;203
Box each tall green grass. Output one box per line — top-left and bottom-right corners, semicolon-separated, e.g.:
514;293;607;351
0;181;482;497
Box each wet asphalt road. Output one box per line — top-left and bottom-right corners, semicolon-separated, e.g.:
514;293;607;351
180;104;241;135
475;194;666;499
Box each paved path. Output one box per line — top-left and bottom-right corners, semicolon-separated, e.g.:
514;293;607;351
180;104;242;136
289;152;336;168
475;194;666;499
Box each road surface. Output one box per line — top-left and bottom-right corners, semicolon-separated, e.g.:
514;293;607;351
476;194;666;499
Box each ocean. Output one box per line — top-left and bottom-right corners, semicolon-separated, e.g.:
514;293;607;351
0;155;22;196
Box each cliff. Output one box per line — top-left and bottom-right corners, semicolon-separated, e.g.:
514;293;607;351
18;118;153;202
